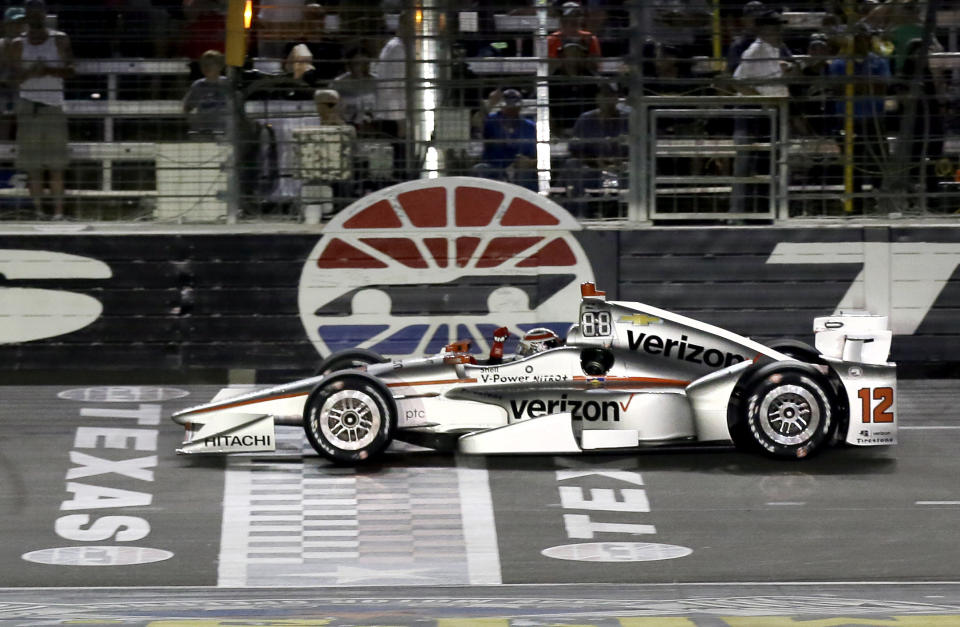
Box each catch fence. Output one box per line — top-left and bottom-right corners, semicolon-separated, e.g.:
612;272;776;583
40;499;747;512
0;0;957;223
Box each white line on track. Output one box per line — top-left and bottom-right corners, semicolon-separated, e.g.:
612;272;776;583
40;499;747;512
456;454;502;585
766;502;806;506
915;501;960;505
219;464;254;587
900;426;960;430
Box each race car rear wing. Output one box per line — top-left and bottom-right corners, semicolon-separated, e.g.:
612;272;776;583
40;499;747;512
814;312;892;365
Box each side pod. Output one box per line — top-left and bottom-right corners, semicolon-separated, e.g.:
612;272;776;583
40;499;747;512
685;360;754;443
458;412;581;454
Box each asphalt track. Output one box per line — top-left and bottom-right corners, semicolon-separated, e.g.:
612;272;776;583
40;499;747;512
1;380;959;625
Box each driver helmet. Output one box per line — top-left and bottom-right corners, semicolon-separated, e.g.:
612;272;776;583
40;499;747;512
518;327;562;357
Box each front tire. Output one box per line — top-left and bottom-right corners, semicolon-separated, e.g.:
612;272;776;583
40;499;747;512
736;366;836;459
315;348;387;377
303;373;397;464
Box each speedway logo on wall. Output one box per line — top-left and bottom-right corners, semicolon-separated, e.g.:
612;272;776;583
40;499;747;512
298;177;596;358
0;249;111;343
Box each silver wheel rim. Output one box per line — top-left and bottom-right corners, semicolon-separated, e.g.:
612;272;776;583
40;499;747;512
318;389;382;451
758;384;820;446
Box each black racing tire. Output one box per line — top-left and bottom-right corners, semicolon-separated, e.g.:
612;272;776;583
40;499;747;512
765;338;825;365
315;348;387;377
734;364;837;459
303;372;397;465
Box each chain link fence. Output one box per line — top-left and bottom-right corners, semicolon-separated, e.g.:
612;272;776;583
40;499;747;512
0;0;957;222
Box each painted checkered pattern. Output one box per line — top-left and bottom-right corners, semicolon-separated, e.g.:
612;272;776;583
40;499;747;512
218;428;493;586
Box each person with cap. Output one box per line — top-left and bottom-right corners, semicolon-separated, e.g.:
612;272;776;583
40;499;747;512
791;32;837;137
308;88;355;218
549;36;603;137
728;1;770;73
473;88;538;192
313;89;349;126
0;6;25;142
547;2;602;73
8;0;73;220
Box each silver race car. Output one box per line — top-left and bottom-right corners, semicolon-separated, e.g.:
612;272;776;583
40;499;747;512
172;283;897;463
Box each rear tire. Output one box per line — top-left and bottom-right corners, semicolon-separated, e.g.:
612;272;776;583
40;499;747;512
734;365;836;459
765;338;824;365
303;373;397;465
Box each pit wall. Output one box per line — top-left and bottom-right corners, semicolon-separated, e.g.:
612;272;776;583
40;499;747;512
2;225;958;371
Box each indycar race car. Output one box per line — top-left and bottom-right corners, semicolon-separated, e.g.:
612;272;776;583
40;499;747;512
172;283;897;463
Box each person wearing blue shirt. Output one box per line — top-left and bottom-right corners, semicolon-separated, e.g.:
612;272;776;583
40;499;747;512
474;88;538;191
827;23;891;212
562;81;629;215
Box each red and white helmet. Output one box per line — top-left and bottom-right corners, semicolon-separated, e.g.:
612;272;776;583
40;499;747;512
518;327;562;357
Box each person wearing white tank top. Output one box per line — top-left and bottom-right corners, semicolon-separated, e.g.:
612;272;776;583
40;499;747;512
8;0;73;219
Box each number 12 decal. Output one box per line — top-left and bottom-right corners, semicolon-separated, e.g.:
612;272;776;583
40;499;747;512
858;387;894;423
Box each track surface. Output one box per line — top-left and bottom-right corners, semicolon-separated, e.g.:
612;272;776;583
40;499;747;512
1;380;959;623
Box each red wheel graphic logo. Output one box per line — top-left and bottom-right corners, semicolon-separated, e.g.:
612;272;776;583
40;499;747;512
299;177;595;358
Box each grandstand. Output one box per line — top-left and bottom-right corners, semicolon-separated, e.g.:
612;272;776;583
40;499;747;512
0;0;957;223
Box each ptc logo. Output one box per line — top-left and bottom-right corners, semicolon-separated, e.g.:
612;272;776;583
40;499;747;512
298;177;595;359
0;249;111;343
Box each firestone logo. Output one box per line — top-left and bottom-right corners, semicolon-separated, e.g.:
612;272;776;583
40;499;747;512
298;177;596;359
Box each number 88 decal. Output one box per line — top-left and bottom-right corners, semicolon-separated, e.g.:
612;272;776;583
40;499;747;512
581;311;612;337
858;387;894;423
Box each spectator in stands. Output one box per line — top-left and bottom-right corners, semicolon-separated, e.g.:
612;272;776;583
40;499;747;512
9;0;73;220
331;46;377;132
372;10;414;179
827;21;891;212
0;7;26;142
474;88;538;191
731;11;792;215
728;1;771;73
549;39;602;137
243;42;321;101
313;88;349;126
640;39;687;95
182;49;233;138
562;81;629;210
547;2;602;73
280;4;344;82
310;87;356;218
792;32;837;137
284;43;318;84
870;0;948;100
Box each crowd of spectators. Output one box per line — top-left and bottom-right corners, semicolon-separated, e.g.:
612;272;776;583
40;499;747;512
0;0;954;220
